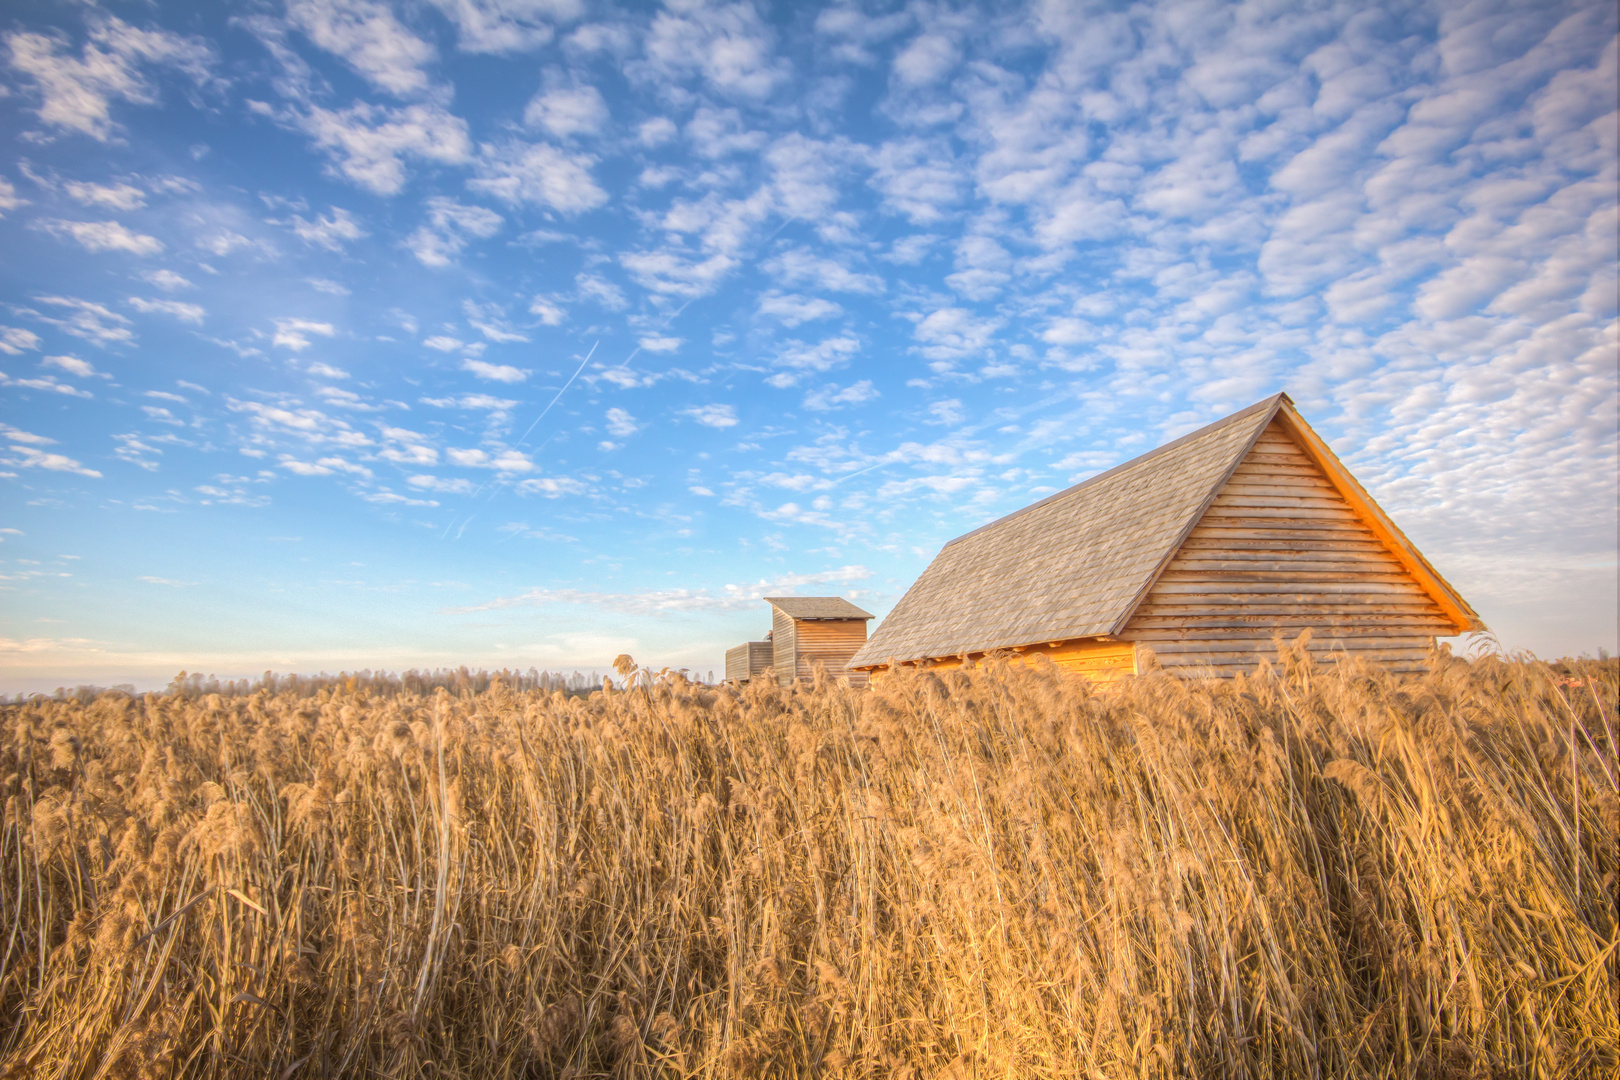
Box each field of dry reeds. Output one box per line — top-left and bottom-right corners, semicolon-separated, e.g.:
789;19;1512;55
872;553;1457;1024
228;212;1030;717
1;646;1615;1079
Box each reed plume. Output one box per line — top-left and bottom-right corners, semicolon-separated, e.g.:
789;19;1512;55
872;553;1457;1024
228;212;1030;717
0;649;1613;1078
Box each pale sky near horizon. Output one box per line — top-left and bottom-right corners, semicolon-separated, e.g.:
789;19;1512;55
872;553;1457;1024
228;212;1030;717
1;0;1615;694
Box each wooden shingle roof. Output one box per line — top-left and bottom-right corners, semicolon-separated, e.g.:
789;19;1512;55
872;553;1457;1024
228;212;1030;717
848;393;1480;669
764;596;874;620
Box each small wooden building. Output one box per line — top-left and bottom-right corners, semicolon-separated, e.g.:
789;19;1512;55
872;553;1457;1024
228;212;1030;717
762;597;874;686
848;393;1484;681
724;640;773;683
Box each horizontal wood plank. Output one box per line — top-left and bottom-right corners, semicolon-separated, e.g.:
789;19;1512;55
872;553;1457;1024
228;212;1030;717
1122;417;1454;671
1128;613;1455;630
1146;580;1430;597
1133;627;1442;644
1133;602;1449;618
1156;569;1418;585
1176;536;1391;553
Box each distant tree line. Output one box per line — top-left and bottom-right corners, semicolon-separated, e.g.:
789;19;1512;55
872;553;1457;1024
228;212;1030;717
2;664;716;705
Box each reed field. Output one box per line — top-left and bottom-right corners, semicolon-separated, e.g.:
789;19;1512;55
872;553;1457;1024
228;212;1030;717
0;644;1614;1079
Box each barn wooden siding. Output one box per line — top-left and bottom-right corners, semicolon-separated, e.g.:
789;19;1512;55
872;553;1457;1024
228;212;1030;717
787;619;871;687
771;607;797;684
869;638;1137;682
725;641;773;683
1122;420;1456;675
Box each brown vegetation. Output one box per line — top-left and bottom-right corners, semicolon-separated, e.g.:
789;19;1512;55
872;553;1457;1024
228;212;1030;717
1;646;1615;1078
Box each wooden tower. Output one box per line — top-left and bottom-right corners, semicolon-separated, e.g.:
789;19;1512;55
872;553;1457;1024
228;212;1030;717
764;597;874;687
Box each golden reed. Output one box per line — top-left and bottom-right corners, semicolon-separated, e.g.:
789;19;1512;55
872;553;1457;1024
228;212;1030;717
1;644;1614;1078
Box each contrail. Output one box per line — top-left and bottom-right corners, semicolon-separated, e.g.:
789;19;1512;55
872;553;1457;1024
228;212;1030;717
517;339;597;447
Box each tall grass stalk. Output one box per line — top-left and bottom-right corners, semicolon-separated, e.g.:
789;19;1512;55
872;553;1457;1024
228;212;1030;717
0;648;1613;1078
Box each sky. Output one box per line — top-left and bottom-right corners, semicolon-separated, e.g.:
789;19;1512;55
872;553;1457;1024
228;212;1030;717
0;0;1615;693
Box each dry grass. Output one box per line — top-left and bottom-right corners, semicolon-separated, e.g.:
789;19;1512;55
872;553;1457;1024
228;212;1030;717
1;645;1614;1079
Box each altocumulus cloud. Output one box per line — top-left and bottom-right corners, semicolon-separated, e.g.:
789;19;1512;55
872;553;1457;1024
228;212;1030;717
0;0;1612;688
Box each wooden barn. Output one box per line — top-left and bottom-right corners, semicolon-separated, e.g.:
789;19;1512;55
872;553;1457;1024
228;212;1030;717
724;640;773;684
848;393;1484;681
724;597;874;686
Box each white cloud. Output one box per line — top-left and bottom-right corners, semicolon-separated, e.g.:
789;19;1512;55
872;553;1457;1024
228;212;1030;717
408;473;476;494
642;1;790;101
528;296;566;324
64;180;145;210
868;138;962;223
36;219;163;255
638;117;677;146
575;272;627;310
767;334;862;385
5;15;215;140
637;335;681;353
423;335;464;351
462;358;528;383
427;0;583;54
0;371;92;398
764;248;884;294
111;422;171;470
308;362;349;379
272;318;336;351
290;206;367;250
286;0;438;98
886;234;937;264
0;177;23;217
684;404;739;428
43;355;95;377
524;83;609;138
515;476;587;497
142;269;192;290
893;33;958;88
446;446;534;472
195;229;266;258
814;6;911;65
758;291;842;327
449;565;873;615
685;106;768;158
803;379;879;411
228;398;371;449
361;489;439;507
280;454;373;479
463;300;529;342
420;393;519;419
0;424;101;477
470;141;607;213
910;307;1001;362
404;196;502;266
259;101;472;196
620;249;739;299
764;132;849;223
28;296;134;347
127;297;204;323
0;326;42;355
605;407;638;436
308;277;351;295
378;426;438;466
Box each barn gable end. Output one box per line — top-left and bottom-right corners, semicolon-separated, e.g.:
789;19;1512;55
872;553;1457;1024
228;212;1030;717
1120;419;1458;675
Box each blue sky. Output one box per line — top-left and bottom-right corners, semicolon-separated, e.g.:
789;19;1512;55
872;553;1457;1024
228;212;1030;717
0;0;1614;692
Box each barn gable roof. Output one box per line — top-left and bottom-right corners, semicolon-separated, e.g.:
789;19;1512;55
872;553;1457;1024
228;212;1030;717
849;394;1481;669
765;596;874;620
